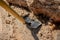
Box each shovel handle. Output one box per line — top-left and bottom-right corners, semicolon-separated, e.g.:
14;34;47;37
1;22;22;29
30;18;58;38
0;0;25;23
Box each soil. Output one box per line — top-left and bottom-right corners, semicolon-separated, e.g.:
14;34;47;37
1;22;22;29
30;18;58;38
0;0;60;40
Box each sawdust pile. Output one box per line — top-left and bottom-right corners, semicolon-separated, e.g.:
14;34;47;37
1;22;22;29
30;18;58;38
0;0;60;40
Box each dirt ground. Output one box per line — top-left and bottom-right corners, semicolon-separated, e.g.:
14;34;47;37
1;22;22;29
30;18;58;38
0;0;60;40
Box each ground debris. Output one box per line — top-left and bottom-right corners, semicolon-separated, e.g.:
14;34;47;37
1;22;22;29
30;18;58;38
30;0;60;23
0;0;60;40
